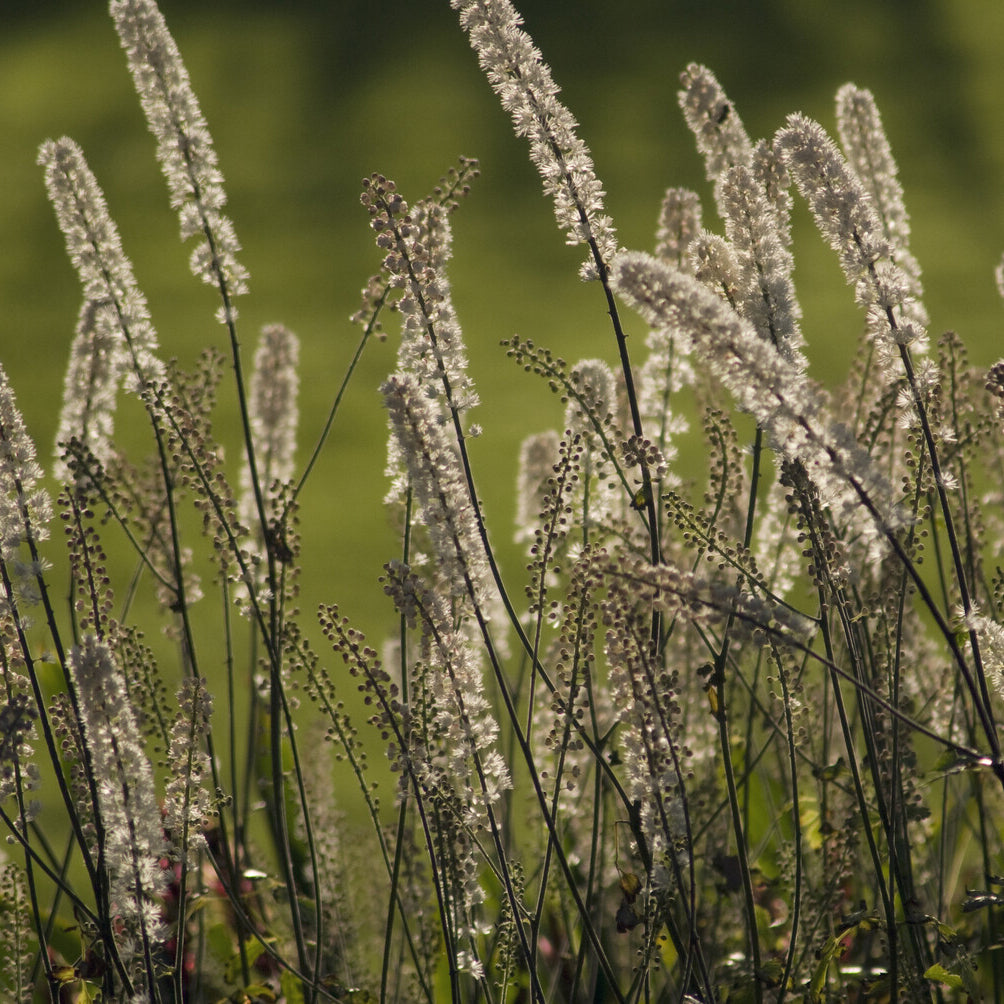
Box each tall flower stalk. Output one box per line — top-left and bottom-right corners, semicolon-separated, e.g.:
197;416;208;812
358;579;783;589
7;2;1004;1002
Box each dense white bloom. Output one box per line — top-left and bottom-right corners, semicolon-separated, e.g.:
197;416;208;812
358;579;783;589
162;677;214;867
777;113;887;282
564;359;616;436
514;430;559;546
249;325;299;487
39;137;163;407
70;636;167;974
52;301;122;484
365;177;482;517
642;189;701;478
776;113;926;356
836;85;924;301
0;366;52;581
654;188;703;268
751;137;795;243
363;178;478;421
720;162;806;368
451;0;618;279
239;324;299;534
382;374;491;609
391;198;478;418
690;230;743;303
111;0;248;311
612;251;907;538
678;64;754;212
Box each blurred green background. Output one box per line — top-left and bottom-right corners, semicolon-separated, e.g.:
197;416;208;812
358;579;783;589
3;0;1004;649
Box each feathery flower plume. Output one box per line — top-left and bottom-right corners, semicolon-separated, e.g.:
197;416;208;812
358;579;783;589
612;251;906;537
239;324;299;533
451;0;618;279
111;0;248;321
641;190;701;475
777;113;887;282
836;84;924;303
719;162;806;367
654;187;703;268
0;365;52;606
751;136;796;241
162;677;214;867
362;178;478;419
382;374;491;609
39;137;163;406
0;861;33;1004
776;113;926;355
514;430;559;547
383;563;510;978
678;64;754;211
689;230;744;303
52;301;122;484
564;359;616;437
69;636;167;982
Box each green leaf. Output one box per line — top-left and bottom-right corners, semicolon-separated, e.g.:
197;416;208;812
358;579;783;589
225;936;270;984
280;969;306;1004
924;963;964;990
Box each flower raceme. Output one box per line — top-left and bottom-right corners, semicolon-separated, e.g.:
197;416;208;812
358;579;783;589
382;373;492;612
611;250;907;541
111;0;248;323
451;0;618;279
21;0;1004;999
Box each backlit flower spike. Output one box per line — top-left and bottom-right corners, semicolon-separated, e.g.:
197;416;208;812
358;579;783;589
52;300;122;485
689;230;743;305
720;162;806;368
451;0;618;279
382;373;491;610
70;635;167;984
776;114;888;283
835;84;924;302
396;199;479;417
362;177;479;421
248;325;299;491
654;188;703;269
776;113;926;353
111;0;248;320
514;430;559;547
678;64;754;212
751;137;794;247
612;250;907;542
162;676;215;868
0;364;52;571
39;138;163;400
239;324;299;539
642;189;700;473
